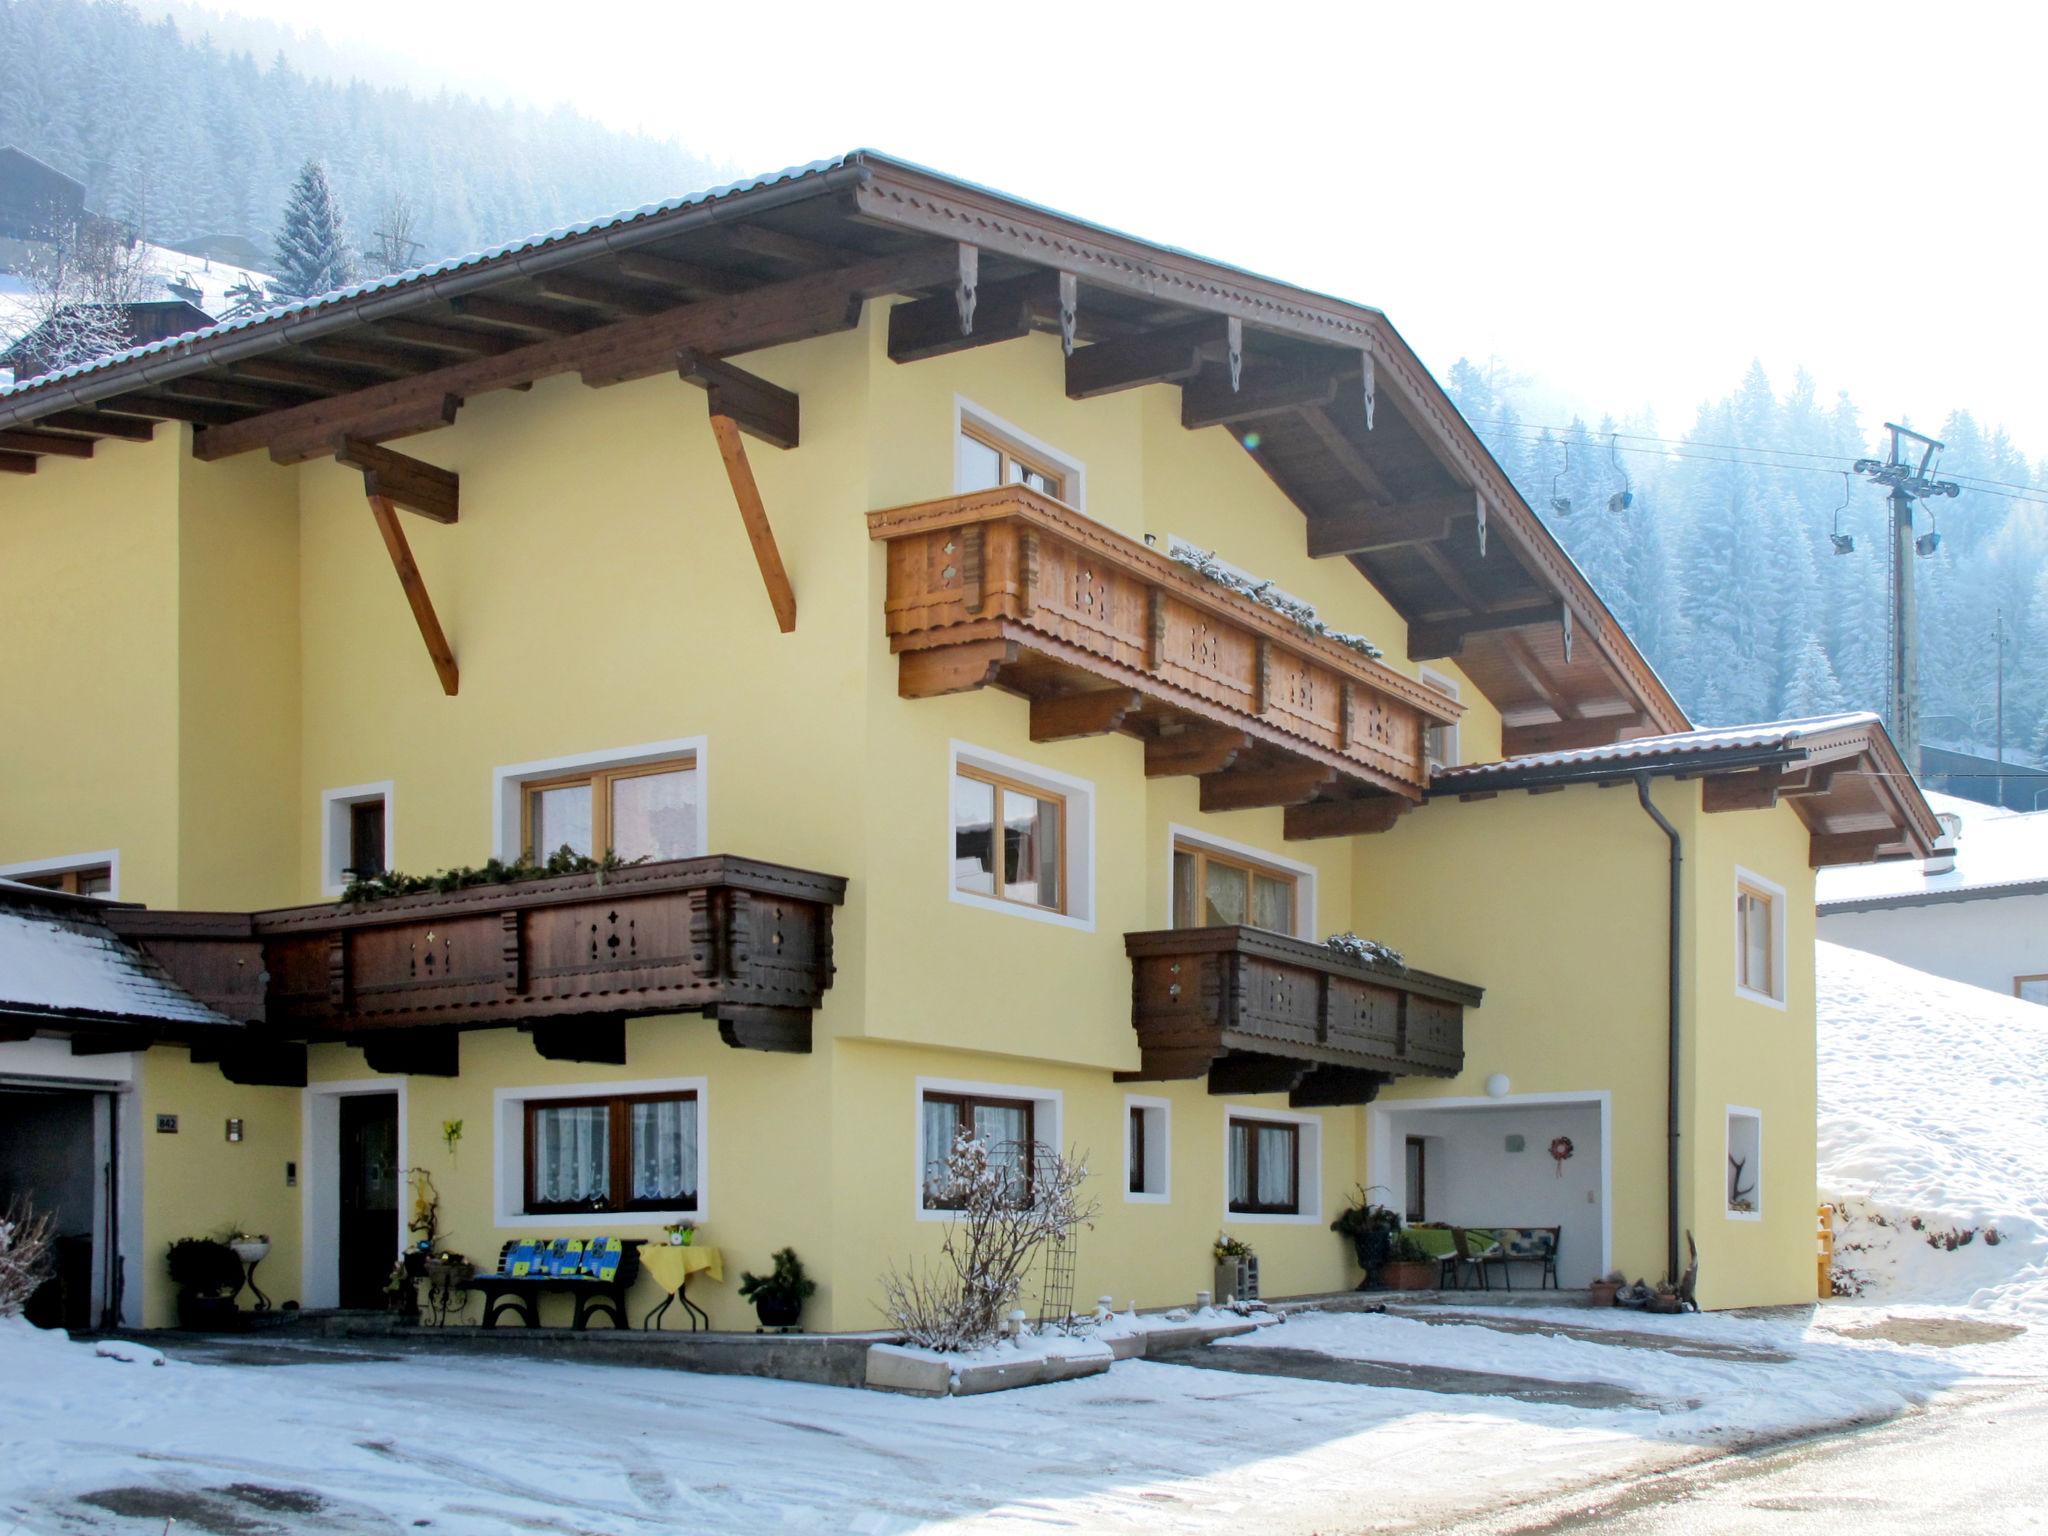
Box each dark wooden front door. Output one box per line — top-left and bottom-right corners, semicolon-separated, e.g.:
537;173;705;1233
338;1093;399;1310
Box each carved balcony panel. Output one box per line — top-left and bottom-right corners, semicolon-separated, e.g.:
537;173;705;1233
1123;926;1481;1106
111;856;846;1063
869;489;1461;808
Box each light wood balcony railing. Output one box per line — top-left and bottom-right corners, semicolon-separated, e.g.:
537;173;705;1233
869;488;1460;832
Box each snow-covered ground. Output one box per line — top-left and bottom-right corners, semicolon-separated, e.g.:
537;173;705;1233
1;939;2041;1533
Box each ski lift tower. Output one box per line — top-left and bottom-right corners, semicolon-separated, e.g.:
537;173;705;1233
1854;423;1961;773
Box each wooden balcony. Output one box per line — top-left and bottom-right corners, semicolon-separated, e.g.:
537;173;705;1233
110;856;845;1082
1123;926;1482;1107
869;489;1462;832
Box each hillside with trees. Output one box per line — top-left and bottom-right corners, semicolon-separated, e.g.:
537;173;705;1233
0;0;723;271
1449;360;2048;766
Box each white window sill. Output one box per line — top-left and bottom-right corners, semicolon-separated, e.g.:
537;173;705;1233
1735;985;1788;1011
1724;1208;1764;1223
949;886;1095;933
497;1209;700;1231
1124;1191;1171;1206
1224;1208;1322;1226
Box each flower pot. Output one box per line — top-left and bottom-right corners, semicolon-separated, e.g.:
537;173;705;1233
1588;1280;1621;1308
176;1293;242;1331
753;1292;802;1330
1215;1255;1259;1302
425;1259;473;1286
1381;1259;1437;1291
230;1239;270;1266
1348;1228;1393;1274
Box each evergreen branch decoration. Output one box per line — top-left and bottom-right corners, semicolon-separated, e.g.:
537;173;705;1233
1325;932;1406;970
1165;542;1385;659
339;845;646;904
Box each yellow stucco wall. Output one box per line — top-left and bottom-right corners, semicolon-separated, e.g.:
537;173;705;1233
4;299;1822;1323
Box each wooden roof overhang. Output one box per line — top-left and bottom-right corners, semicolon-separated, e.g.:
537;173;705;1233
1430;713;1942;867
1122;925;1483;1108
106;855;846;1085
872;487;1458;829
0;152;1679;750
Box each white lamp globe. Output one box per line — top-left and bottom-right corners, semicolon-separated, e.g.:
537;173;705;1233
1484;1073;1511;1100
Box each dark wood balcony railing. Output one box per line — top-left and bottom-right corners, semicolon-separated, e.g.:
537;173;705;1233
1123;926;1481;1107
110;856;845;1083
870;489;1462;834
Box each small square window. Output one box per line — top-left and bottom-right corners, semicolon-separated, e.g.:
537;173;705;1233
323;785;391;895
1126;1098;1170;1201
952;766;1063;913
1172;843;1296;934
1227;1116;1301;1215
523;756;697;864
957;421;1067;502
921;1091;1036;1211
525;1090;698;1215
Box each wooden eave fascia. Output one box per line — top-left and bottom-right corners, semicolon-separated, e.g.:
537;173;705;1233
849;157;1687;739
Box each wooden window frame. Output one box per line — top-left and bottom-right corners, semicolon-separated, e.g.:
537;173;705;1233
1404;1135;1427;1224
1736;881;1776;998
2015;974;2048;1005
922;1090;1037;1210
952;764;1066;915
1227;1115;1302;1216
1419;669;1461;773
1128;1105;1146;1196
522;1089;699;1216
521;754;696;863
1172;841;1298;936
12;863;114;897
960;420;1067;502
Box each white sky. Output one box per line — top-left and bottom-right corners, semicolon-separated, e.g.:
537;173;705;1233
192;0;2047;456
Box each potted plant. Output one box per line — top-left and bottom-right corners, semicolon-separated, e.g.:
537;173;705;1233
1380;1232;1438;1291
738;1247;816;1330
1214;1231;1258;1302
166;1237;244;1329
1329;1187;1402;1281
1588;1269;1624;1307
662;1221;696;1247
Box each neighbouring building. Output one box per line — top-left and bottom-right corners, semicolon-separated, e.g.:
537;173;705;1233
1819;790;2048;1004
0;152;1938;1330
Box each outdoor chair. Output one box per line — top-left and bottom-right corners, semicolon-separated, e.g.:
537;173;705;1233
1448;1227;1506;1290
1496;1227;1561;1290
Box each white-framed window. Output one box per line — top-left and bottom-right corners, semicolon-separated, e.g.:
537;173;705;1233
953;398;1084;510
1221;1105;1322;1224
915;1074;1062;1220
948;741;1095;931
493;737;707;864
1125;1095;1171;1203
2015;975;2048;1007
493;1075;708;1229
1725;1106;1762;1220
321;782;392;895
1733;866;1788;1008
1419;668;1461;773
1;849;119;898
1167;824;1316;938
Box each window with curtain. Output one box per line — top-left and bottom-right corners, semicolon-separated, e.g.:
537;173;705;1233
524;1090;698;1214
952;765;1063;913
1172;843;1296;935
921;1091;1035;1210
523;756;697;864
1227;1116;1301;1215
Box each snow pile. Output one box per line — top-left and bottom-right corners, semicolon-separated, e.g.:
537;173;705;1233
1818;941;2048;1314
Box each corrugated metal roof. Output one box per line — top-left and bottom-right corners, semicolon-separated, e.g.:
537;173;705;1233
0;154;854;398
0;884;236;1031
1433;713;1883;786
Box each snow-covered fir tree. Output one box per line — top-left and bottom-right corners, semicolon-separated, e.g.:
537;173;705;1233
270;160;357;299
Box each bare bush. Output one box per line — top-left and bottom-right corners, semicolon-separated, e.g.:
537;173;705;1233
880;1133;1098;1352
8;214;161;378
0;1196;58;1317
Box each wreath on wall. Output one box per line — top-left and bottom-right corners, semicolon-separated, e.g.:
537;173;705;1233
1549;1136;1575;1178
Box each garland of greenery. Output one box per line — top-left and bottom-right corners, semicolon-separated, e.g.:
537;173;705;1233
339;845;644;904
1167;541;1386;660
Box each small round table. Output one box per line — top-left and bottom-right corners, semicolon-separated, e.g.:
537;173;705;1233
641;1243;723;1331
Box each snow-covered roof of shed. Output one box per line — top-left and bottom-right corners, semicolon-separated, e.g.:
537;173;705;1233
1818;790;2048;910
1432;712;1885;786
0;155;852;397
0;882;237;1032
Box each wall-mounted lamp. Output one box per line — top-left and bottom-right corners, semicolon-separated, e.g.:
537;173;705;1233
1484;1073;1511;1099
225;1118;244;1143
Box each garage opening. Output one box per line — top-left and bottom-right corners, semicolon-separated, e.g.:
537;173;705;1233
1373;1094;1609;1288
0;1085;118;1328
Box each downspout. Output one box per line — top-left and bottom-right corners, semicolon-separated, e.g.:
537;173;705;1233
1634;773;1682;1285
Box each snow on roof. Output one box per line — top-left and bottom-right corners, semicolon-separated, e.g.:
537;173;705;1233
1432;712;1884;786
1818;788;2048;909
0;884;235;1032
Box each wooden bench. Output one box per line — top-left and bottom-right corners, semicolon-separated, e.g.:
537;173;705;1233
474;1237;643;1330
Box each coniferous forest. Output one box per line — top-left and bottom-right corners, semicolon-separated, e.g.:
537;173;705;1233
4;0;2042;769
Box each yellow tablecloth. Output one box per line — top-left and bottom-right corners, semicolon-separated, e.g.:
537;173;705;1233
641;1243;723;1293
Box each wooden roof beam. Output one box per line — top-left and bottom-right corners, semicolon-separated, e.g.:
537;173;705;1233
707;412;796;633
888;268;1063;364
1300;402;1396;504
1309;491;1483;560
677;351;798;449
447;293;592;337
367;493;458;697
164;376;316;410
1067;316;1235;400
0;450;36;474
1183;362;1346;430
377;317;523;357
1407;599;1565;661
100;394;249;427
723;222;841;271
33;410;155;442
335;438;459;524
230;356;382;393
532;270;670;317
297;337;446;374
1500;715;1641;756
612;250;748;297
0;429;92;458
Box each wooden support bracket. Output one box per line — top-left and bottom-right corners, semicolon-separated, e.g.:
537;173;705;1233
1207;1053;1311;1096
1199;762;1336;813
1702;768;1787;813
678;350;799;449
368;493;460;695
706;413;797;633
1030;689;1143;742
1283;794;1412;840
336;437;459;523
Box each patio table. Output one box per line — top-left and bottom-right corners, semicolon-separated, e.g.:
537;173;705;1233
641;1243;724;1331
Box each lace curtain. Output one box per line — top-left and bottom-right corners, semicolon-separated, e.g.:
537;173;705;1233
631;1097;698;1205
1228;1121;1298;1209
534;1103;609;1204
